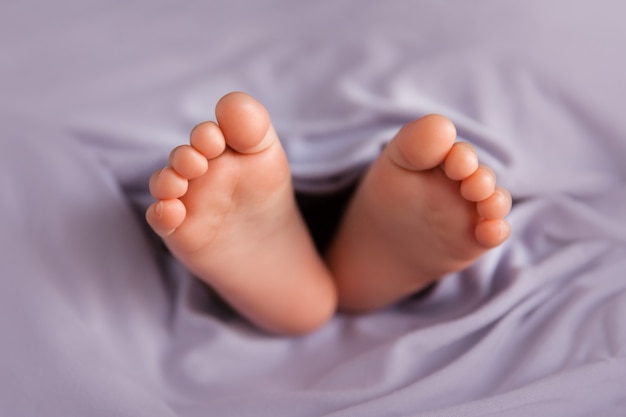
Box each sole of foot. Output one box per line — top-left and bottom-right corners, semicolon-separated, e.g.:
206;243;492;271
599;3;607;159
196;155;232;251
326;114;511;312
146;92;336;335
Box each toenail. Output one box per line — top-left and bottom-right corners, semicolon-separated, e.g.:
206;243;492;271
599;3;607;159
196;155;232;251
499;222;509;240
155;201;163;217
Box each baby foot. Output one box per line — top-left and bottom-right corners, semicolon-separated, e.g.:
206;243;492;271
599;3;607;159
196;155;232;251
146;92;336;335
326;115;511;312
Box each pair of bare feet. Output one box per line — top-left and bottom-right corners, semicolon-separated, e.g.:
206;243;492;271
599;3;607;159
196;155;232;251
146;92;511;335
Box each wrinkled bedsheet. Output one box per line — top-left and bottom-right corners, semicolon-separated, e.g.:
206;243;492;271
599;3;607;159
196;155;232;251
1;1;625;416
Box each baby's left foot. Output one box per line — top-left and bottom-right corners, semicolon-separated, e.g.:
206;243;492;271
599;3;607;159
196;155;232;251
327;115;512;312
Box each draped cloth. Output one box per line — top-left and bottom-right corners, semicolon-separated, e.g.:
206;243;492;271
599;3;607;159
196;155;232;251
1;1;625;415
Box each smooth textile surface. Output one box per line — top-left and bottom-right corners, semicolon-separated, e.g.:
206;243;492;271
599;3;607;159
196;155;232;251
1;1;625;416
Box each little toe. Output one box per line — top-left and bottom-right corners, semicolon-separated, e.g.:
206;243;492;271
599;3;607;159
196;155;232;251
477;187;512;219
215;92;275;154
387;114;457;171
443;142;479;181
475;218;511;248
190;121;226;159
460;165;496;202
169;145;209;179
149;167;188;199
145;199;187;238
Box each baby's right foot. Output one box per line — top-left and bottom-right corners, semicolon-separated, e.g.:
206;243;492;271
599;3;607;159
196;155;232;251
146;92;336;335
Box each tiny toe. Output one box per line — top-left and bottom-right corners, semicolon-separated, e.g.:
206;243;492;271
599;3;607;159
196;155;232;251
145;199;186;237
190;121;226;159
215;91;275;154
388;114;457;171
149;167;188;199
169;145;209;179
475;218;510;248
477;187;512;219
460;165;496;202
443;142;479;180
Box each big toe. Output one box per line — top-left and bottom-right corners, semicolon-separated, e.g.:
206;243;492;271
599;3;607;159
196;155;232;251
387;114;457;171
215;92;276;154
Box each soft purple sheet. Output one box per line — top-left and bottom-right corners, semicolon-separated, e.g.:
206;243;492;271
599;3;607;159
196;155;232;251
1;1;625;416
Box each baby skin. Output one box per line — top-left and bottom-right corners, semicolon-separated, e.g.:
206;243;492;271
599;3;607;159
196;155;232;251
146;92;511;335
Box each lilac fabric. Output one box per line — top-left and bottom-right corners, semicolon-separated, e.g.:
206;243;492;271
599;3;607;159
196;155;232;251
1;1;625;416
